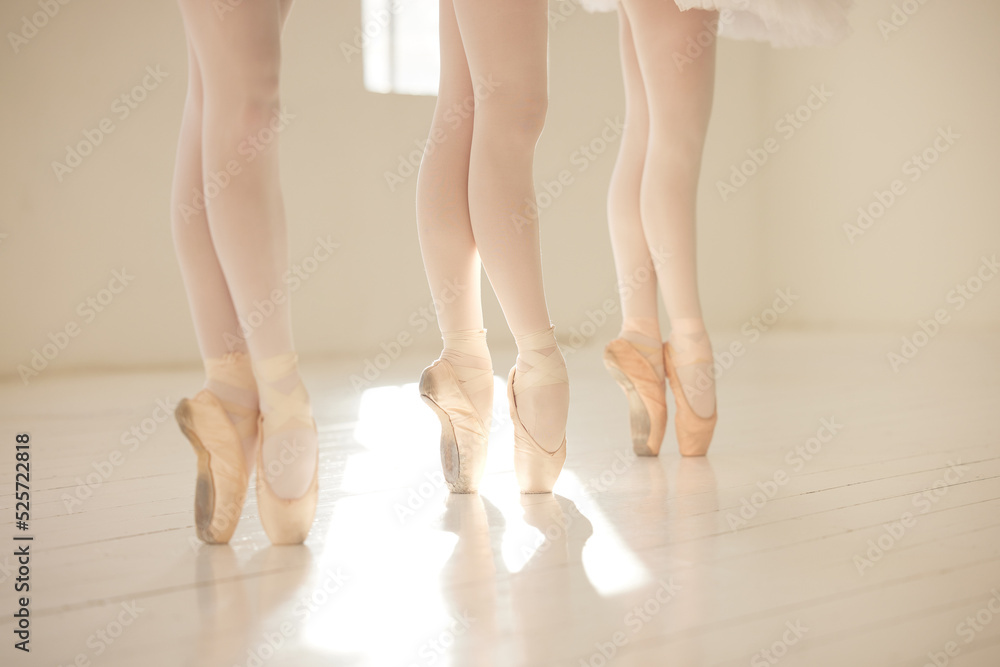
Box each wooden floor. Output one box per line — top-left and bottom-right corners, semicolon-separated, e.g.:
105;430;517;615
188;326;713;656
1;332;998;667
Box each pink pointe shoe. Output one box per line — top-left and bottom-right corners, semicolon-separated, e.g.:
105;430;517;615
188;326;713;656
254;416;319;546
253;353;319;546
663;342;717;456
603;338;668;456
175;390;254;544
419;359;490;494
507;367;566;494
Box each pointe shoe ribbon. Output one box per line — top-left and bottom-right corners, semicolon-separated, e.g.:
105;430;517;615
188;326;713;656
204;353;259;443
254;353;314;433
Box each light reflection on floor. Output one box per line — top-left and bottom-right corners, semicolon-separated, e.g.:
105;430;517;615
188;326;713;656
301;376;654;661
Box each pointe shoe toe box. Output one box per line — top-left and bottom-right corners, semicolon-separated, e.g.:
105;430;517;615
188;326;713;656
507;367;567;494
663;342;717;457
175;390;250;544
603;339;667;456
419;360;489;494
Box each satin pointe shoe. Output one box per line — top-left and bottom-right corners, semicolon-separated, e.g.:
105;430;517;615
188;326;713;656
254;353;319;545
603;338;668;456
663;342;717;456
507;367;567;494
419;359;491;493
255;427;318;545
175;390;254;544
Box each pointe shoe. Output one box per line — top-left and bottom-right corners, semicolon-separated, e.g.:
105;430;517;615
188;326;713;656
175;390;252;544
603;339;667;457
419;359;490;493
255;414;319;545
507;367;566;494
663;342;717;456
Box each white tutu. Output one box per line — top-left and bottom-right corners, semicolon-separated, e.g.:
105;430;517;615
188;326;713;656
578;0;852;48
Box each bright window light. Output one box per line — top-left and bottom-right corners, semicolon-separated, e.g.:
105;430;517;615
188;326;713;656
361;0;440;96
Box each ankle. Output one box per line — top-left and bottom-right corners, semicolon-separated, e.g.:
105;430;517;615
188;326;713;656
441;328;492;370
668;319;713;366
203;352;260;467
619;319;664;380
514;326;562;373
204;351;258;402
439;328;494;425
620;316;661;343
253;353;314;437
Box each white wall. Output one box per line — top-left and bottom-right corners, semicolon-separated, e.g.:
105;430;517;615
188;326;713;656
0;0;994;380
759;0;1000;331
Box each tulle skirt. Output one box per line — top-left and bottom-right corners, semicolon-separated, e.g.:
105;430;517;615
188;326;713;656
578;0;853;48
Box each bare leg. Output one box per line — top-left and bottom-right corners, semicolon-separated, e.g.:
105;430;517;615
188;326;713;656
622;0;718;418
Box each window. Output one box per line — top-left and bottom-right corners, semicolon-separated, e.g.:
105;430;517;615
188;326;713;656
361;0;440;96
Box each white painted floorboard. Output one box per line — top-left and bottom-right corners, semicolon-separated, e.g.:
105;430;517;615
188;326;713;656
0;332;997;666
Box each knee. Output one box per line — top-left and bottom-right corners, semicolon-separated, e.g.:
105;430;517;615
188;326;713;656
210;70;282;132
475;86;548;145
236;80;282;130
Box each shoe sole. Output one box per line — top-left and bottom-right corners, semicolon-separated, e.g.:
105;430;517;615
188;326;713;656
604;362;658;457
420;394;478;494
175;400;233;544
